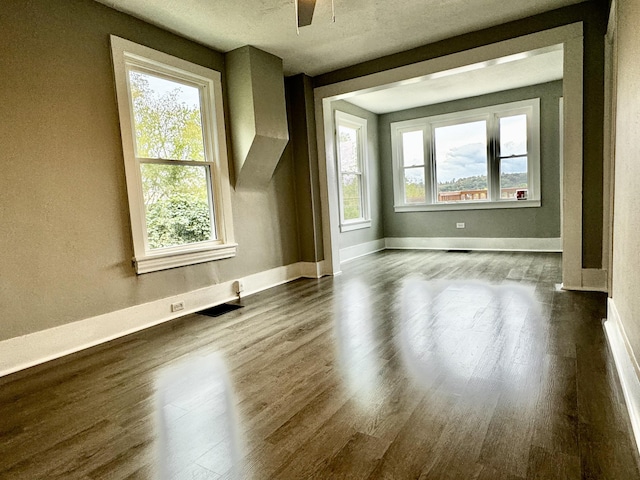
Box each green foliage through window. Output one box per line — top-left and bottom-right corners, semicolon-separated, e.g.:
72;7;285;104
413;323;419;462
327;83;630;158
130;72;213;249
341;175;362;220
130;72;205;161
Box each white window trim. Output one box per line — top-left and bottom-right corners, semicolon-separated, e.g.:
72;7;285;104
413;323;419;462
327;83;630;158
110;36;236;274
390;98;541;212
335;110;371;232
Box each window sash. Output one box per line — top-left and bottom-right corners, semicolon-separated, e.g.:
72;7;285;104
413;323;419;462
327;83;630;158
125;67;219;252
127;68;207;163
396;125;432;204
432;116;489;204
137;158;218;246
338;125;362;175
340;172;364;221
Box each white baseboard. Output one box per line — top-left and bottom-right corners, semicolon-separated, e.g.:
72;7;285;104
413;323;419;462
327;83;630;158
604;298;640;455
337;235;567;267
581;268;608;292
340;238;385;263
384;236;563;252
0;261;323;378
299;260;325;278
561;268;608;293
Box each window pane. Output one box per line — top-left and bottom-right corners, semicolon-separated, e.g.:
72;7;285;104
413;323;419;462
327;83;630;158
404;167;426;204
434;121;487;202
500;156;528;199
141;163;214;249
129;71;205;161
342;173;362;220
499;114;527;157
402;130;424;167
338;126;359;173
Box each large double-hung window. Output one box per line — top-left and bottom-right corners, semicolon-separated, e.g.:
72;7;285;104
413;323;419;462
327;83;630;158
391;98;540;212
111;36;235;273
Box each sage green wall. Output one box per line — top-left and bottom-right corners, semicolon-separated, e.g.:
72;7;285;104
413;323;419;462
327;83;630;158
226;46;289;190
379;82;563;239
285;74;324;263
611;0;640;368
331;101;384;250
315;1;608;268
0;0;299;341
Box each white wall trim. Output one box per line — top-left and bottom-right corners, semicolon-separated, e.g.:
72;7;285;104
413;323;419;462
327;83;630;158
336;239;607;293
604;298;640;455
561;31;584;289
0;261;323;379
384;237;562;252
299;261;325;278
580;268;608;292
603;0;618;296
560;268;608;292
340;239;385;263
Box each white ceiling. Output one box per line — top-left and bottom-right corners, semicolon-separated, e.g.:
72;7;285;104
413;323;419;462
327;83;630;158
343;46;564;114
95;0;582;76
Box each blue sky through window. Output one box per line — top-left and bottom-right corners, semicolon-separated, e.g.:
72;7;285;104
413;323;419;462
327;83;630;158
435;121;487;183
131;70;201;108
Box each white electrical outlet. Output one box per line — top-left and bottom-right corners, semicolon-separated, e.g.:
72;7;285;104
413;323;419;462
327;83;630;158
235;280;244;294
171;301;185;312
456;222;465;229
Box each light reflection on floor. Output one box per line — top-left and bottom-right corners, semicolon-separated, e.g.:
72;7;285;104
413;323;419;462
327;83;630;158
333;278;382;406
151;277;548;478
155;354;242;479
395;276;545;393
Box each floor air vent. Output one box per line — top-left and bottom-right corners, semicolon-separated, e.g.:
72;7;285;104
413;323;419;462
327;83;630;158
198;303;244;317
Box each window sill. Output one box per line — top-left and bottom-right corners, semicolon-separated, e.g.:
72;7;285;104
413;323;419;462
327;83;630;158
134;242;238;274
394;199;541;213
340;220;372;232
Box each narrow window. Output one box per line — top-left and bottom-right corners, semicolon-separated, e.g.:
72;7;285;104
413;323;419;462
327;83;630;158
335;111;371;231
498;114;529;199
402;130;426;204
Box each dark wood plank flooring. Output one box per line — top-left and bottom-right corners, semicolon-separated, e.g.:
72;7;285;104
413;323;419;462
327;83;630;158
1;251;639;479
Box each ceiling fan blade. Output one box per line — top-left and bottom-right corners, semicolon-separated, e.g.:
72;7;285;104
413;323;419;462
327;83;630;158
297;0;316;27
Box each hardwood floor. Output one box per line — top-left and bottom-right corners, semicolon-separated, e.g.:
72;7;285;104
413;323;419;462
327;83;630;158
1;251;638;479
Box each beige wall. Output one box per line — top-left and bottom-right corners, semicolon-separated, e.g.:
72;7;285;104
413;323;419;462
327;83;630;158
611;0;640;360
0;0;299;341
